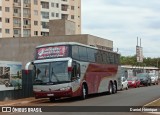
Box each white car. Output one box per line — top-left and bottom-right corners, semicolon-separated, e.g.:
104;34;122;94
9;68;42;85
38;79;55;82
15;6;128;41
149;73;159;85
121;77;128;90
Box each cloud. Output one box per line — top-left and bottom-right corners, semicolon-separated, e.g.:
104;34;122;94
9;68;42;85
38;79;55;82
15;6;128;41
82;0;160;57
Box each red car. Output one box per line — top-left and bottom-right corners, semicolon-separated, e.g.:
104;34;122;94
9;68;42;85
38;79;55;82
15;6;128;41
127;76;140;88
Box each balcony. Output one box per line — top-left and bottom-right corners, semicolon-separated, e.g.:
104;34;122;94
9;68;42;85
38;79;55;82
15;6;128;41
23;14;31;19
13;34;21;37
13;13;21;17
23;3;31;8
13;23;21;28
23;34;31;37
23;25;31;29
13;2;21;7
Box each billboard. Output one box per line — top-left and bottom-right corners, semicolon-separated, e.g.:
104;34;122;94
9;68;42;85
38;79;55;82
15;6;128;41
0;61;22;91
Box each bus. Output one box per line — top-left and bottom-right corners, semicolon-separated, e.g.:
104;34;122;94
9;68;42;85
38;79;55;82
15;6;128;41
25;42;121;101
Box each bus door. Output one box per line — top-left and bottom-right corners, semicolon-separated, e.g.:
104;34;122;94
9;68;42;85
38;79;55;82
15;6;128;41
71;61;81;92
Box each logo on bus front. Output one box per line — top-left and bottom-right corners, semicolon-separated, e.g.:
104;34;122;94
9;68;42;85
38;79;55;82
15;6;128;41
37;46;68;59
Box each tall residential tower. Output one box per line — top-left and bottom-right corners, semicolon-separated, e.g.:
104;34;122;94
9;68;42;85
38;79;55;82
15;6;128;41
0;0;81;38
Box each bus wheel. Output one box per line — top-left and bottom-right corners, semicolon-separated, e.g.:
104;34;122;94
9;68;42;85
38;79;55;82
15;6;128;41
112;83;116;94
49;97;55;102
108;82;113;95
81;85;87;100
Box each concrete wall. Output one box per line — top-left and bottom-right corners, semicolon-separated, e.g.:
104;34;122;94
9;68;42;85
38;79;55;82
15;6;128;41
0;34;112;68
49;19;76;36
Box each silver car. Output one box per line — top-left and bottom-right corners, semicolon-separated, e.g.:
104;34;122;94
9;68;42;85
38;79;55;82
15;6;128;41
149;73;159;85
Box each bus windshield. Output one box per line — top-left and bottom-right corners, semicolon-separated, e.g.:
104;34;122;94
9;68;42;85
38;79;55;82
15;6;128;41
34;61;70;84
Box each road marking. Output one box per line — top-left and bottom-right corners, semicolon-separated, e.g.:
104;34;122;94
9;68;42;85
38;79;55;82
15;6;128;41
143;98;160;115
144;98;160;106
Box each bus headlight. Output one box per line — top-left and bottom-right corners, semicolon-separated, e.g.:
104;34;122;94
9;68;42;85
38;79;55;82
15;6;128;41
33;88;42;92
59;87;71;91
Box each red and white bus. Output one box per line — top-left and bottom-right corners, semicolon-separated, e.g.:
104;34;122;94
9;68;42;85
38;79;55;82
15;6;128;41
25;42;121;101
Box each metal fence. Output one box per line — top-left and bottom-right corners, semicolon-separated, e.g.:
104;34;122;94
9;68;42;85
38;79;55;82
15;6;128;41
0;70;33;101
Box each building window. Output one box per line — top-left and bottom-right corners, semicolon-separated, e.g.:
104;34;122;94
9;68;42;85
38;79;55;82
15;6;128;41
5;29;10;34
41;22;48;29
51;12;54;17
24;0;30;4
71;15;74;19
14;0;18;3
34;0;38;5
41;32;49;36
14;8;18;13
14;30;18;34
5;7;10;12
0;18;2;22
56;3;59;8
41;11;49;19
51;3;54;7
23;30;30;37
0;7;2;11
34;31;38;35
24;19;29;25
71;6;74;10
34;10;38;15
34;21;38;25
41;2;49;9
5;18;10;23
56;13;59;17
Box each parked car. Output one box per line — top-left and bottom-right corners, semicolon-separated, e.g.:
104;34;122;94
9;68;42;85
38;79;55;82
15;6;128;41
127;76;140;88
136;73;151;86
120;77;128;90
149;73;159;85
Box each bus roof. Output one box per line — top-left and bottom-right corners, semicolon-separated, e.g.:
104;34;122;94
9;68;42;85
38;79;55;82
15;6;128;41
36;42;119;54
36;42;98;49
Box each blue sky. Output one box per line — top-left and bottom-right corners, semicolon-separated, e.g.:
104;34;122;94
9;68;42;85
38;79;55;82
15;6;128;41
82;0;160;58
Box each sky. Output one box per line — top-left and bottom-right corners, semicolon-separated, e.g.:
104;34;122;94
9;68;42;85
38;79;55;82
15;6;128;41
81;0;160;58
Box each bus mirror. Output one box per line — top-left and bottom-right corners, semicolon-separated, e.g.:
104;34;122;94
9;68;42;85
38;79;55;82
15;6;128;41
25;61;34;75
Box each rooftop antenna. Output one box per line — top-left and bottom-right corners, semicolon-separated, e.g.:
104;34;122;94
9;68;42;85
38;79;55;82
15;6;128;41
137;37;139;46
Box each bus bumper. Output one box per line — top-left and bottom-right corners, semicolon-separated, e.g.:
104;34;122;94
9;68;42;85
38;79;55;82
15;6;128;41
34;89;72;99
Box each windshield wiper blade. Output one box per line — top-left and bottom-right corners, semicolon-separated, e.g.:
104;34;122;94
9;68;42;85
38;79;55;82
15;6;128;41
51;68;60;82
34;79;43;84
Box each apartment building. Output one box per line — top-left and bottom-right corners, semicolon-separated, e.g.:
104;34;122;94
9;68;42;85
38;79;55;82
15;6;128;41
0;0;81;38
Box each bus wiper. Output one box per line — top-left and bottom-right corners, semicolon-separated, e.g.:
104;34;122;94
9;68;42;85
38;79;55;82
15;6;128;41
51;68;60;82
34;79;43;84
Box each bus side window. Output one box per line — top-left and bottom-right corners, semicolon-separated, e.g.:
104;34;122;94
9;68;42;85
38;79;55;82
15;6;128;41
71;61;80;81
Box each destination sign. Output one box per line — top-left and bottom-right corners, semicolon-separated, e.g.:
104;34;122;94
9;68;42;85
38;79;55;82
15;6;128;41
36;46;68;59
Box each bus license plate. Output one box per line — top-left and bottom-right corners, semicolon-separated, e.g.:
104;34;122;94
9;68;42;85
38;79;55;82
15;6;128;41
47;94;54;96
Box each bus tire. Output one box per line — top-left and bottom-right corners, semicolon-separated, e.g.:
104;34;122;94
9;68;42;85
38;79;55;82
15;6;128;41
114;81;117;93
108;82;113;95
81;84;88;100
112;83;116;94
